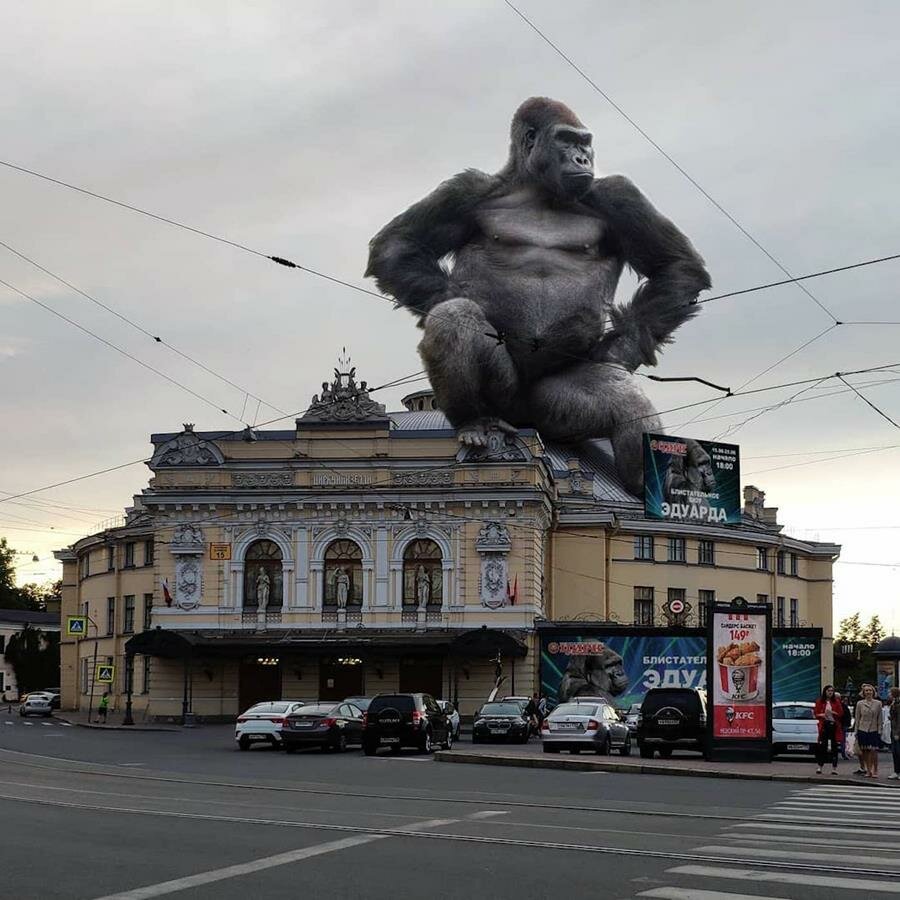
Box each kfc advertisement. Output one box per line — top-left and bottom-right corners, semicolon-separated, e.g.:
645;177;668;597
711;610;768;740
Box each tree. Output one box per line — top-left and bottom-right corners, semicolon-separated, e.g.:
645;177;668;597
3;624;60;693
863;615;886;647
836;612;863;643
0;537;47;611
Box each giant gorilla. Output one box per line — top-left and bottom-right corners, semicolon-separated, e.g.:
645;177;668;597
366;97;710;492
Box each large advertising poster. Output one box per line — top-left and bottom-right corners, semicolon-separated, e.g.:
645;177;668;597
711;610;768;740
643;434;741;525
539;633;818;709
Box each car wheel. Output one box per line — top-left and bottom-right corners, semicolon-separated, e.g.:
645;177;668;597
620;735;632;757
238;737;250;751
422;731;434;754
639;746;653;759
598;735;612;756
363;743;377;756
443;730;453;751
543;745;560;753
335;733;348;753
658;747;673;759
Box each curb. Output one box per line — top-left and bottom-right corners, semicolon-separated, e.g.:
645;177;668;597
63;720;180;733
433;751;897;788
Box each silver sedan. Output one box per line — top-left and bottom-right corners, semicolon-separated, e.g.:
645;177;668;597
541;701;631;755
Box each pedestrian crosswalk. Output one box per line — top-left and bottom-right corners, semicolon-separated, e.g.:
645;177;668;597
634;783;900;899
3;718;72;728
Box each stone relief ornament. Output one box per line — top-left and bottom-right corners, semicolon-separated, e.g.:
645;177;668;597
151;424;224;468
475;521;512;551
299;351;388;424
475;520;511;609
175;557;202;610
172;523;204;547
458;426;528;463
232;472;294;488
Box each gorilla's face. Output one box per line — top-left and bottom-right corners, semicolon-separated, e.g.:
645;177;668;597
526;123;594;200
604;661;629;695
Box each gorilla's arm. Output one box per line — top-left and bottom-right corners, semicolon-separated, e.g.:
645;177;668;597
584;175;711;370
365;169;496;320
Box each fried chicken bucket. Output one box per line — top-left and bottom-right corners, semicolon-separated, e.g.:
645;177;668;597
716;640;762;701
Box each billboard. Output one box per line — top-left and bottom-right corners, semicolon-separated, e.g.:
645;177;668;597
539;632;819;710
710;610;768;740
643;434;741;524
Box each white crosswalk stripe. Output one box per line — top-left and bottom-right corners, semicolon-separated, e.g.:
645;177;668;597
635;783;900;899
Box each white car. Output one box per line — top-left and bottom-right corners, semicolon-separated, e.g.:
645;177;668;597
437;700;460;740
19;695;53;718
235;700;306;751
772;701;818;757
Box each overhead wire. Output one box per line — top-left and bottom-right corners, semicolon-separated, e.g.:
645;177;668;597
835;374;900;430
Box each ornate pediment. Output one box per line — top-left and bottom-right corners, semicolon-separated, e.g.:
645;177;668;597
151;425;225;468
299;351;388;424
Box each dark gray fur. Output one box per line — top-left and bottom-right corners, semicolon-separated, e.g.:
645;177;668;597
366;98;710;493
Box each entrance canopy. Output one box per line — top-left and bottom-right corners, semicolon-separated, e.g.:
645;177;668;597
449;627;528;658
125;628;196;659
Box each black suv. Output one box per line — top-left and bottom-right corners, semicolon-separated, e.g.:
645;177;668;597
637;688;707;759
362;693;453;755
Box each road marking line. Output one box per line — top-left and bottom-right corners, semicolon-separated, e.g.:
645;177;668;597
771;802;900;814
667;865;900;893
796;787;900;797
118;763;145;768
726;822;900;837
90;815;461;900
467;810;509;819
758;812;900;824
23;722;33;726
40;722;52;726
4;722;12;726
638;888;792;900
736;834;900;851
693;845;900;869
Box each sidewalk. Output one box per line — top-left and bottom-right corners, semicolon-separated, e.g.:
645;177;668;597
56;709;182;732
435;741;900;787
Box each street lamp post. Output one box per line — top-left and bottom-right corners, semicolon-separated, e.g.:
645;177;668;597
85;616;99;725
122;651;135;726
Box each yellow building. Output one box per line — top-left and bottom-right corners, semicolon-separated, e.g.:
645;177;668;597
56;366;839;722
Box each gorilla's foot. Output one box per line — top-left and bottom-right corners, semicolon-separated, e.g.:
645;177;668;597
456;417;518;449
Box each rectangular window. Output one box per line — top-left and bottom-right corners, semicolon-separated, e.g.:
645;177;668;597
142;657;151;694
756;548;769;571
144;540;154;567
776;596;785;628
634;587;654;625
634;536;654;561
668;538;686;563
143;593;153;631
698;590;715;627
757;593;769;604
790;598;798;627
82;601;89;624
123;595;135;634
776;551;786;575
698;540;715;566
124;542;135;568
107;546;115;572
79;554;90;580
106;597;115;636
790;553;798;576
668;587;686;604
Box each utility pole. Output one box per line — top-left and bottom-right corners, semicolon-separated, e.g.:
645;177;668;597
86;616;99;725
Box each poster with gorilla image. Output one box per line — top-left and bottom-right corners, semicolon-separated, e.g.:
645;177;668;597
643;434;741;525
540;632;816;710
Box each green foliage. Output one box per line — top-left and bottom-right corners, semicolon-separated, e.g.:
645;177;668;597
3;624;60;694
0;538;55;611
837;612;863;643
862;614;886;647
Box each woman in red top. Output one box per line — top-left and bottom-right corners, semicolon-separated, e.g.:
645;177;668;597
814;684;844;775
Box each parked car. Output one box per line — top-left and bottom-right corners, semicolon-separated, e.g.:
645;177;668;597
282;702;364;753
637;688;707;759
234;700;306;751
623;702;642;735
541;700;631;755
343;696;372;712
362;693;452;755
501;696;531;714
437;700;461;739
472;701;530;744
19;695;53;718
771;701;818;757
39;689;61;709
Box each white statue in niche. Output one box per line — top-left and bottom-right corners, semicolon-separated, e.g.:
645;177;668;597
256;567;271;610
333;567;350;609
415;565;430;610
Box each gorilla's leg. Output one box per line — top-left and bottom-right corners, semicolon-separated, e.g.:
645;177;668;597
418;298;520;446
529;363;660;494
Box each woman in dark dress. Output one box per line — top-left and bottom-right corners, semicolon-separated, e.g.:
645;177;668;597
813;684;843;776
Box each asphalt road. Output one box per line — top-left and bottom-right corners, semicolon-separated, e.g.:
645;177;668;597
1;717;899;899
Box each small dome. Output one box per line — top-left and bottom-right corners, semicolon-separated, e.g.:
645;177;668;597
874;635;900;657
401;389;438;412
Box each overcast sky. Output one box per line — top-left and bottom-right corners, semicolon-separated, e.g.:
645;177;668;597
2;2;898;633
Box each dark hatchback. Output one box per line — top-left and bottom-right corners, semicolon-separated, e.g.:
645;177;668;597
362;693;452;755
282;702;365;753
637;688;708;759
472;701;530;744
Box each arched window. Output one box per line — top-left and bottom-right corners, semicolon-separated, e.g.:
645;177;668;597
324;539;363;607
403;539;443;607
243;540;283;608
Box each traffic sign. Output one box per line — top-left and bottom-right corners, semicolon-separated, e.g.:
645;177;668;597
209;542;231;560
66;616;87;637
95;665;115;684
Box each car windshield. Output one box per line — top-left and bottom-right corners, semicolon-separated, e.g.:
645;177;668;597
478;703;522;716
246;702;293;714
551;703;600;717
774;705;815;720
291;704;335;716
344;697;371;710
369;695;415;713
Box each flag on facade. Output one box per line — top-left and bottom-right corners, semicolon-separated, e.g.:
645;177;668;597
162;578;173;607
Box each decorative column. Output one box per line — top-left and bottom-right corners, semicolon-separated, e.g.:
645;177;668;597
170;524;205;611
475;521;512;610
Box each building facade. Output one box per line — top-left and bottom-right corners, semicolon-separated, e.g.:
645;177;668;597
56;366;840;721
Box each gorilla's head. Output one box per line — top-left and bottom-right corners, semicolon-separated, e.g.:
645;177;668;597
509;97;594;200
685;440;716;491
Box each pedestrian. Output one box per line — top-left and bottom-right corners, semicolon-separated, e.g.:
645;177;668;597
98;691;110;724
814;684;843;776
3;685;14;713
889;686;900;781
854;683;884;778
834;691;852;760
524;693;539;737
